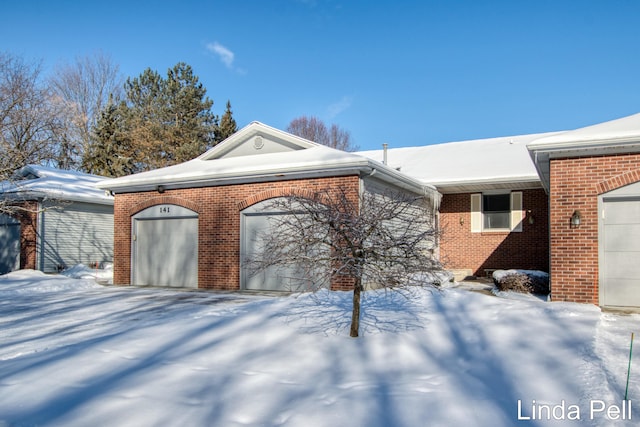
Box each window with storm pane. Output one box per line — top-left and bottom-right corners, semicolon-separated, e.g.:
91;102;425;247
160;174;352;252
483;194;510;229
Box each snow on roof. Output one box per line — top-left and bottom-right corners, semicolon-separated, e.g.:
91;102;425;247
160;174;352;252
357;132;562;193
528;112;640;149
98;122;437;199
527;112;640;193
0;165;113;205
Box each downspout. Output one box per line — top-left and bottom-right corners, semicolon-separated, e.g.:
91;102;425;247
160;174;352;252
37;202;45;271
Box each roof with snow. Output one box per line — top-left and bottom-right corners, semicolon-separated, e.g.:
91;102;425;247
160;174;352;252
357;132;562;194
528;112;640;192
98;121;439;200
0;165;114;205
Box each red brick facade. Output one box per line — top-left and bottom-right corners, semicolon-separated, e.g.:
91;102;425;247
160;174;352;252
439;189;549;277
549;153;640;303
113;175;360;290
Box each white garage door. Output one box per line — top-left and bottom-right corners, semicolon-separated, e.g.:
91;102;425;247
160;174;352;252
241;200;326;292
0;214;20;274
600;184;640;307
132;205;198;288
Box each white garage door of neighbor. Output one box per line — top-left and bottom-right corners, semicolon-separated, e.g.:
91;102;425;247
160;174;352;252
132;205;198;288
0;214;20;274
600;190;640;307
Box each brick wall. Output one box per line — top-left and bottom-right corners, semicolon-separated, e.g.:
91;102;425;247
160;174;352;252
18;202;39;270
439;189;549;277
113;175;360;290
549;153;640;304
3;201;39;270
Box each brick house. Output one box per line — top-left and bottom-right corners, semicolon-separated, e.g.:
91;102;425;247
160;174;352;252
100;113;640;309
98;122;440;291
362;112;640;309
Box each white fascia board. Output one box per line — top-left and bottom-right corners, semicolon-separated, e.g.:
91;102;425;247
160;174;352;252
1;189;114;206
198;121;317;160
528;141;640;194
100;158;436;202
434;176;542;194
100;166;366;193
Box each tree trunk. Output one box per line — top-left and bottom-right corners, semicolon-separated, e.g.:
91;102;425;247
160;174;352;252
350;279;362;337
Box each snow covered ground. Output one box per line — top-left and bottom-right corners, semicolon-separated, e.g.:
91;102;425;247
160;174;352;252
1;270;639;426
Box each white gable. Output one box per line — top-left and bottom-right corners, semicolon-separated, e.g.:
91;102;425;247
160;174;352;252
199;121;315;160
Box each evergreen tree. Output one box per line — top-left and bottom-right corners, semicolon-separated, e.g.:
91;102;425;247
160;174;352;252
83;98;136;177
164;62;217;163
217;100;237;143
87;62;221;173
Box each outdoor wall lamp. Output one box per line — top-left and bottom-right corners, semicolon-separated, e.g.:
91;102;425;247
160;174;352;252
157;185;165;194
527;210;534;225
570;210;582;228
460;217;465;226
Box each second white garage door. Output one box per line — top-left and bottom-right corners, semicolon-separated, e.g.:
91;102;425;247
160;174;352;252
240;199;326;292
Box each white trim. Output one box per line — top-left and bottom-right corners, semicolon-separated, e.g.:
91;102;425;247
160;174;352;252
471;191;523;233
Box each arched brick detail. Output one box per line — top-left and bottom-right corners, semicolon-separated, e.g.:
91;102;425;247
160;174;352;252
237;187;320;210
128;196;201;216
596;168;640;194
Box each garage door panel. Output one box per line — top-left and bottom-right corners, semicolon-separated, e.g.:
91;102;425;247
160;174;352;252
243;212;306;291
133;205;198;288
604;224;640;252
242;207;328;292
604;200;640;224
601;191;640;308
604;251;640;279
602;279;640;307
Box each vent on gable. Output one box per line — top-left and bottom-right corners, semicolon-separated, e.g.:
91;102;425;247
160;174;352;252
253;136;264;150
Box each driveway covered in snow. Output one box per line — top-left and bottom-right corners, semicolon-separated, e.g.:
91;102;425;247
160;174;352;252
1;270;639;426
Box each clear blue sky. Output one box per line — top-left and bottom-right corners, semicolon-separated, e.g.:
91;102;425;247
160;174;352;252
3;0;640;150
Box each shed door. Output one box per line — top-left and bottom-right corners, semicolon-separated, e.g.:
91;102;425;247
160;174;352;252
132;205;198;288
601;193;640;307
0;214;20;274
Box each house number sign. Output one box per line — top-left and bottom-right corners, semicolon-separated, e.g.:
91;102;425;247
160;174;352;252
133;204;197;220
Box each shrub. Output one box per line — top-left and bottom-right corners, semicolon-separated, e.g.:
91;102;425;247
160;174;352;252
492;270;550;295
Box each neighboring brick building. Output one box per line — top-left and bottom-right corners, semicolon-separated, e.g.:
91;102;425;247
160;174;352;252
529;113;640;307
100;122;440;292
359;132;555;281
438;188;548;278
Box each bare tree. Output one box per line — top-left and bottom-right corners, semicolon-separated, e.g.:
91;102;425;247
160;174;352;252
0;53;59;182
287;116;358;151
49;51;123;169
248;187;442;337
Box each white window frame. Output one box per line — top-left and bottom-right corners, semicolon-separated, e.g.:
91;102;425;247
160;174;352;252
471;191;523;233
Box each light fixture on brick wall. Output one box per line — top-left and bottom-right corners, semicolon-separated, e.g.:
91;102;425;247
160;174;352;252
527;210;534;225
157;185;165;194
570;210;581;228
